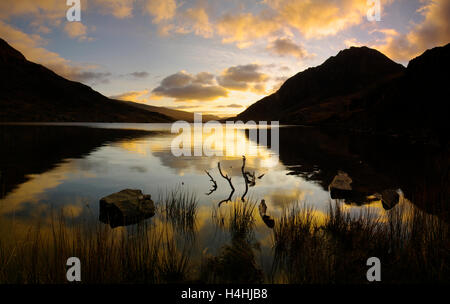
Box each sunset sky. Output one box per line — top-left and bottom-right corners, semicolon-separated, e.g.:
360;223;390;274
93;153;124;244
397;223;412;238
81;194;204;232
1;0;449;117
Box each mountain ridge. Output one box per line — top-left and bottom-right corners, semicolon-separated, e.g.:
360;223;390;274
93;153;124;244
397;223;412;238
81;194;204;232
237;46;405;122
116;100;219;122
235;43;449;145
0;38;211;123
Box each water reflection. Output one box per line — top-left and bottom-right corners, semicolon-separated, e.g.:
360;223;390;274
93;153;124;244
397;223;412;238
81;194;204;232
273;126;449;221
1;123;448;219
0;123;448;283
0;123;448;233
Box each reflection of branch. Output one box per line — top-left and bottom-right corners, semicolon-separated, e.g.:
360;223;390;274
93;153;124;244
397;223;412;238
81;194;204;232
218;162;235;206
205;170;217;195
246;171;256;187
259;199;275;229
241;156;249;202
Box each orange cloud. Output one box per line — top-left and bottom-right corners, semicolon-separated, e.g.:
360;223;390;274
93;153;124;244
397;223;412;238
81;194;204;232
145;0;177;24
373;0;450;62
64;22;92;41
213;0;375;48
110;90;150;102
216;12;280;48
0;0;67;21
173;7;214;38
265;0;368;38
0;20;107;83
266;37;313;59
93;0;134;19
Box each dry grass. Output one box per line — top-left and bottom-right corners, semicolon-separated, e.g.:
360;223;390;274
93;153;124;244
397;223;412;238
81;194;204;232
271;202;449;283
0;194;448;284
0;192;197;284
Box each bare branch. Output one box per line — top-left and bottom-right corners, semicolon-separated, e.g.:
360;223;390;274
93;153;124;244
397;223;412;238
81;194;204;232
218;162;235;206
241;155;249;202
205;170;217;195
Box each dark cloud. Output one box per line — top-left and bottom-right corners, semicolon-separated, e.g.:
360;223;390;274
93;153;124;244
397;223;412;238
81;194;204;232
217;64;268;91
70;71;112;84
266;37;310;59
152;71;228;101
129;71;149;78
216;103;244;108
153;63;272;101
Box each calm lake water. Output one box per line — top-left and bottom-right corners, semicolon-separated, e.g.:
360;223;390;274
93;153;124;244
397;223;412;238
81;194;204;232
0;123;448;278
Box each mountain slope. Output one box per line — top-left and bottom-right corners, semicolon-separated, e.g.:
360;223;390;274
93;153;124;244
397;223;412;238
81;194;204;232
0;38;172;122
236;44;449;144
332;43;450;144
116;100;220;122
237;46;405;123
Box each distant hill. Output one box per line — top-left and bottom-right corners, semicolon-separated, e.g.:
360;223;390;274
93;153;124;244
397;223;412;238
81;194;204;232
116;100;220;122
235;44;449;144
0;38;172;123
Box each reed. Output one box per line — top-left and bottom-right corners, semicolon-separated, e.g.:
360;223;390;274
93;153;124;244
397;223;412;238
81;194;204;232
0;193;448;284
271;201;449;283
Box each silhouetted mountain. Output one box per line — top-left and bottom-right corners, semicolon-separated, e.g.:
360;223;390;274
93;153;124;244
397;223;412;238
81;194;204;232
0;38;172;122
237;46;405;122
343;43;450;145
236;44;450;145
116;100;220;122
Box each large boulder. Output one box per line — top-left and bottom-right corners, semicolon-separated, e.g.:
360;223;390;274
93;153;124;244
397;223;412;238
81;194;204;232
329;171;353;199
381;189;400;210
99;189;155;228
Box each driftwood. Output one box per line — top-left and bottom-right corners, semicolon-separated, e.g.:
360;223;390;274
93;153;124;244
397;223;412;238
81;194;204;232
205;170;218;195
241;156;249;202
218;162;235;206
204;155;266;206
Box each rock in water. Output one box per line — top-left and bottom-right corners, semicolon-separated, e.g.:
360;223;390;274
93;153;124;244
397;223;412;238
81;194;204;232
259;199;275;229
99;189;155;228
329;171;353;199
381;189;400;210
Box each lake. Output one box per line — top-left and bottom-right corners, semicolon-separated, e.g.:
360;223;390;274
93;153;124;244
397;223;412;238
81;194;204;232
0;123;448;283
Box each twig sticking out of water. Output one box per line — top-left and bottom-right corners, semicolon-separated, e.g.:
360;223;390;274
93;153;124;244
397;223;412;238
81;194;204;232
218;162;235;206
241;156;249;202
205;170;218;195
